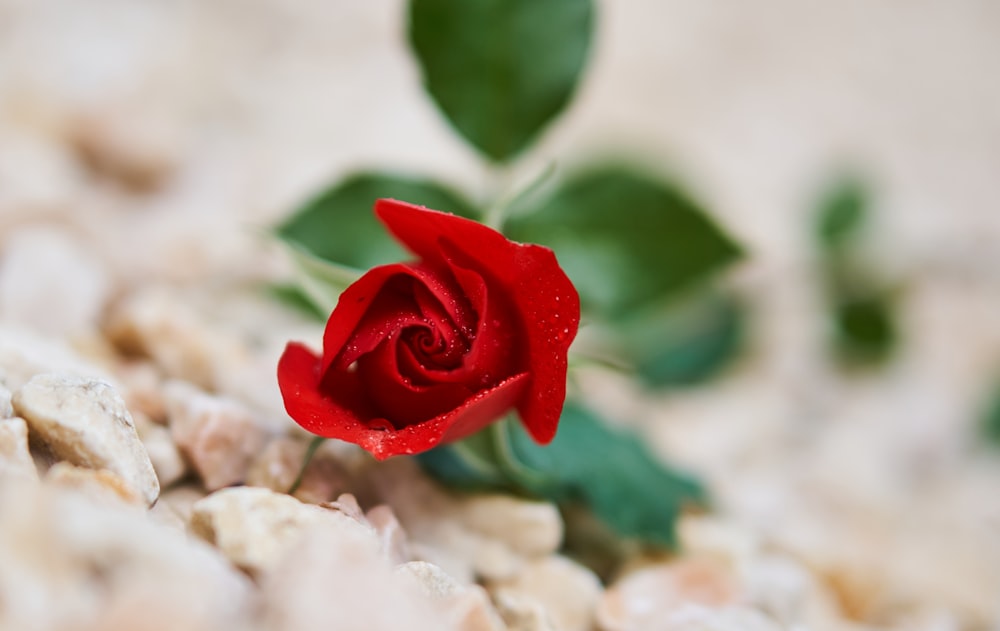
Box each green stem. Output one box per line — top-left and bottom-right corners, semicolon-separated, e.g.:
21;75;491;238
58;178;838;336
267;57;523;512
288;436;326;495
483;162;557;232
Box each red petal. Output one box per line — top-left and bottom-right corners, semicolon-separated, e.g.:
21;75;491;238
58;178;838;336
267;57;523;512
278;339;529;460
321;262;472;375
375;199;579;444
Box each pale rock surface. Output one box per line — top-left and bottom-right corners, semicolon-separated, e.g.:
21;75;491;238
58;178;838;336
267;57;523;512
165;380;267;490
260;525;450;631
0;417;38;481
0;226;111;337
116;361;168;423
0;326;115;390
597;559;739;631
12;373;159;505
67;108;181;192
105;287;250;391
159;484;208;526
459;494;564;558
493;589;558;631
492;556;603;631
0;381;12;418
0;483;253;631
246;435;351;503
397;561;507;631
44;462;143;505
367;503;411;565
741;554;842;629
370;459;563;582
642;604;785;631
132;411;187;488
190;486;379;575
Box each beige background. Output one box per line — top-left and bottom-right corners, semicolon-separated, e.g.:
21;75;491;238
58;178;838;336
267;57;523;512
2;2;1000;623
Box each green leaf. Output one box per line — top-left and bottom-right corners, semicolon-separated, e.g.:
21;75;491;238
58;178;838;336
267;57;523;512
980;384;1000;447
831;289;898;366
816;175;869;251
624;290;745;388
408;0;594;162
278;241;364;316
265;283;327;321
277;172;479;270
504;167;743;319
418;403;707;547
415;429;511;491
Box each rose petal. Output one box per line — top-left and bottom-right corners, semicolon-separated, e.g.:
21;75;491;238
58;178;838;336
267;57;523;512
375;199;580;443
321;262;473;375
278;340;530;460
357;336;473;426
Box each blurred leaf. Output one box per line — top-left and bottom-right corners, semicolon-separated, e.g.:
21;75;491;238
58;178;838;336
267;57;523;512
277;172;479;270
624;290;745;388
419;402;707;547
504;167;743;319
981;384;1000;447
832;290;898;366
816;175;869;250
265;283;327;321
278;241;363;316
415;428;511;490
408;0;594;162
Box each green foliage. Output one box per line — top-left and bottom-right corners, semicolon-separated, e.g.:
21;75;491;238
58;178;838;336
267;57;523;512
505;167;743;320
265;283;327;321
816;176;868;251
981;384;1000;447
277;172;479;270
408;0;594;162
812;172;899;368
623;290;745;388
277;241;364;316
831;291;898;366
418;403;707;547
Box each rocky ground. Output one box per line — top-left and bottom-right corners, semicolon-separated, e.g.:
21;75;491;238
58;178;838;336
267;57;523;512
2;1;1000;630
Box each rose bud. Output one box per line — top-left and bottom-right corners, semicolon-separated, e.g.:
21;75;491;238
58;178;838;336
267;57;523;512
277;199;580;460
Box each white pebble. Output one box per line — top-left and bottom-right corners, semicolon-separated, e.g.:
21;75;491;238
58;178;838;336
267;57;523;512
12;373;159;505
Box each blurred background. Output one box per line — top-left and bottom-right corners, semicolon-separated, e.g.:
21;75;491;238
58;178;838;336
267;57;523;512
2;0;1000;628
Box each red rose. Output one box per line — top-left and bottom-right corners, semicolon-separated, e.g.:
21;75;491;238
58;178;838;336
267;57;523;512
277;199;580;460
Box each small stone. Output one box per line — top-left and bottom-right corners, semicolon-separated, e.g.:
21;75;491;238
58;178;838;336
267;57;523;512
165;380;266;490
136;420;187;489
493;589;558;631
397;562;506;631
68;109;180;192
643;604;784;631
190;486;379;575
0;482;253;630
492;556;602;631
158;484;208;526
105;287;246;391
597;559;739;631
368;459;557;583
458;494;563;558
0;227;111;337
246;436;350;503
261;526;448;631
367;504;411;565
0;382;12;418
44;462;143;505
116;361;168;424
12;373;159;505
0;417;38;481
0;326;115;391
397;561;466;598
